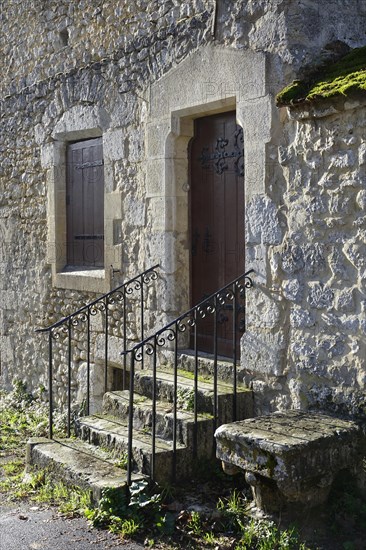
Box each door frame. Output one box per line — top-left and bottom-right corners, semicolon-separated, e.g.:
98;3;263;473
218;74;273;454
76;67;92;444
146;45;270;344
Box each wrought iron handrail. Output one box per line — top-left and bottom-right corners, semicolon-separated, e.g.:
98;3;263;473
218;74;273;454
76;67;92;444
37;265;160;439
121;269;254;484
36;264;159;333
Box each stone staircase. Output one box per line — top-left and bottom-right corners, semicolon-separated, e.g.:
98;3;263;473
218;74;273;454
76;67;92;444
27;356;253;501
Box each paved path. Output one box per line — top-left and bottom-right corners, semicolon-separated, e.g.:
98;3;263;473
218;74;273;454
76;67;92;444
0;505;145;550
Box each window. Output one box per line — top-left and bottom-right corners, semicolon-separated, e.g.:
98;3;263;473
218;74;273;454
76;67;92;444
66;138;104;267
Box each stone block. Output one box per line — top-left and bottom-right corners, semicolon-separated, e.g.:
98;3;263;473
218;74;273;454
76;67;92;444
290;306;315;328
245;244;267;285
240;95;272;143
302;243;326;276
307;283;334;310
0;336;14;363
282;278;303;303
145;159;166;197
147;197;166;232
215;411;366;512
241;330;286;376
336;288;355;313
103;128;126;161
146;121;170;158
94;334;125;368
75;362;107;412
246;289;280;329
40;142;53;167
344;240;366;271
281;243;304;274
246;195;282;245
149;46;265;120
242;142;267;198
122;196;146;228
105;191;123;220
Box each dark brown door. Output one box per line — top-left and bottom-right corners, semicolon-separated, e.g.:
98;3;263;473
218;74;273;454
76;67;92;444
189;111;244;356
66;137;104;267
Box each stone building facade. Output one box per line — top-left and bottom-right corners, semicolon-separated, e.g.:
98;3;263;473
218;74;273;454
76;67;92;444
1;0;365;417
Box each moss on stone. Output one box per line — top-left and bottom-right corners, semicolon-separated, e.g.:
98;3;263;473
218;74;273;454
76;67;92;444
276;46;366;106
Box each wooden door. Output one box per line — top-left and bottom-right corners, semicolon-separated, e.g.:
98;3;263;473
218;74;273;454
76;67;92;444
66;137;104;267
189;112;244;357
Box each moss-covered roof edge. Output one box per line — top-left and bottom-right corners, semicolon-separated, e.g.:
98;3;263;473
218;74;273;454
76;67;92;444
276;45;366;108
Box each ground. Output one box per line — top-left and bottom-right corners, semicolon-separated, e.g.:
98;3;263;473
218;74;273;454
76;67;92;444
1;384;366;549
0;503;144;550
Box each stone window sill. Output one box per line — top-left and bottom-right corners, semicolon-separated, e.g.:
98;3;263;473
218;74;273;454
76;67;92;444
53;266;110;293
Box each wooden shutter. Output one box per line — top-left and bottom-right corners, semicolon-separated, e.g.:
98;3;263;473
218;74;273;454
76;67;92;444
66;137;104;267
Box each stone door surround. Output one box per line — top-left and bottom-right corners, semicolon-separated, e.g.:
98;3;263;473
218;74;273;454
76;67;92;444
146;44;271;319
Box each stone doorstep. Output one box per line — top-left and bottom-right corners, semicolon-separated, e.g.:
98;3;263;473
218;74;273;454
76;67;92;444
132;367;254;424
215;411;366;512
76;415;193;483
102;390;214;448
26;437;145;503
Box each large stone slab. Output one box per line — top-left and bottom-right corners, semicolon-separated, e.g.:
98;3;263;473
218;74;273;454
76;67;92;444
215;411;366;511
75;414;190;483
27;437;144;503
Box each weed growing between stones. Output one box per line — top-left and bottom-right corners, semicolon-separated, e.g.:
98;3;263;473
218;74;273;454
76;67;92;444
176;387;195;411
0;378;68;447
0;378;64;502
177;489;311;550
85;481;175;540
98;445;129;470
0;379;91;514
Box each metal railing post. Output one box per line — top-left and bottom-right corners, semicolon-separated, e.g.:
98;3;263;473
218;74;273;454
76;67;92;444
48;331;53;439
67;318;72;437
127;353;135;486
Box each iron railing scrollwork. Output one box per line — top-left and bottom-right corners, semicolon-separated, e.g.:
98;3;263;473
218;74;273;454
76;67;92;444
37;265;160;439
122;269;254;485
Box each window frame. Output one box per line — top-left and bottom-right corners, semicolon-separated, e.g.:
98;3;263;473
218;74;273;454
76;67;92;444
66;137;105;269
43;121;122;293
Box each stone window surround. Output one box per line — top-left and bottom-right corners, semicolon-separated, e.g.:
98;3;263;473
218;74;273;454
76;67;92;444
146;45;272;321
42;106;122;293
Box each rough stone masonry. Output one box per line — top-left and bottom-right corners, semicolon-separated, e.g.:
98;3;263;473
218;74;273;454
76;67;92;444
0;0;365;419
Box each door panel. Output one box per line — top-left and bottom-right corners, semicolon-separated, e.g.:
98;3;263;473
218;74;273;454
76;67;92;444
66;137;104;267
189;112;244;356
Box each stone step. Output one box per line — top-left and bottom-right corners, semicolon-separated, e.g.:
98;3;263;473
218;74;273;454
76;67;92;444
132;367;254;424
178;350;238;383
26;437;144;503
76;414;192;483
102;390;214;453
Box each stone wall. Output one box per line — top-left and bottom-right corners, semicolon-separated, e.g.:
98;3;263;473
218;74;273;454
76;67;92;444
244;98;366;419
1;0;366;418
0;0;215;401
0;0;214;96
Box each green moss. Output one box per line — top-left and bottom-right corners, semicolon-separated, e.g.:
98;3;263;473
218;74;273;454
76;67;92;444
276;46;366;106
265;454;276;477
